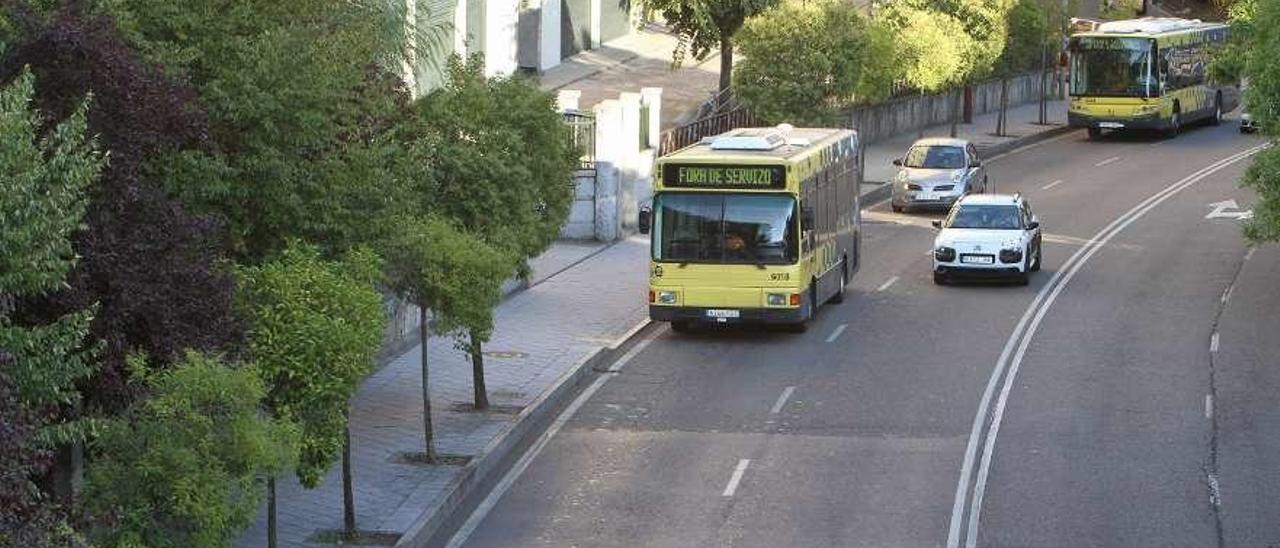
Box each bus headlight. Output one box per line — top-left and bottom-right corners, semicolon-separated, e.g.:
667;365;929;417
655;290;678;305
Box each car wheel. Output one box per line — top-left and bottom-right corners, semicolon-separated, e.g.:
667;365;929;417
1015;249;1031;285
830;261;848;304
1031;245;1042;272
671;320;691;333
1087;127;1102;139
891;203;904;213
933;272;948;285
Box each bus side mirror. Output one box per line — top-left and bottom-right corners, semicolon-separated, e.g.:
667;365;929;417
638;207;652;235
801;207;815;230
892;158;903;167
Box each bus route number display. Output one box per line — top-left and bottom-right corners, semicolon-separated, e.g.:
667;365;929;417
663;164;786;189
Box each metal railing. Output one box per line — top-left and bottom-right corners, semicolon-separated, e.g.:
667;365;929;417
563;110;596;171
658;104;759;156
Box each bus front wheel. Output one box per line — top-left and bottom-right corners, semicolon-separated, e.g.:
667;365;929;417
1165;108;1182;138
1087;127;1102;139
1210;93;1223;126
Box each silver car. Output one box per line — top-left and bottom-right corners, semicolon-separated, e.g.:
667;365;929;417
890;138;989;213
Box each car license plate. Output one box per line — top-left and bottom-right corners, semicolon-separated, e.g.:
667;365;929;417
1099;122;1124;129
705;309;740;319
961;255;995;265
916;191;936;201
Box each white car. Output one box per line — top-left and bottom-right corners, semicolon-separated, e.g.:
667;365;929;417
931;194;1043;285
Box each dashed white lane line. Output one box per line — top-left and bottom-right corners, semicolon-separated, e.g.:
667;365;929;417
770;386;797;414
1210;332;1220;353
877;276;900;292
722;459;751;497
1245;247;1257;262
1095;156;1122;167
825;324;848;343
1205;394;1214;419
1221;285;1234;304
1041;179;1065;190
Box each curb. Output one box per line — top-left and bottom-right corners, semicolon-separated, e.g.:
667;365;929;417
395;319;656;548
860;183;893;207
978;124;1078;160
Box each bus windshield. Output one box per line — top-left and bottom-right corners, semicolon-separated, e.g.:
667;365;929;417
1070;37;1156;97
653;193;798;265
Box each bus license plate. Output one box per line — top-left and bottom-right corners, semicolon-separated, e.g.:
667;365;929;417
705;309;740;319
1099;122;1124;129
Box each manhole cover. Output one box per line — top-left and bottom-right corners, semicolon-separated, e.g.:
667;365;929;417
482;350;528;359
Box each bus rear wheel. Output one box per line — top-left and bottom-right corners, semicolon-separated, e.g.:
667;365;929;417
830;260;848;304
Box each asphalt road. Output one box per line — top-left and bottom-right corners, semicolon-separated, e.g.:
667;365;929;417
445;118;1275;548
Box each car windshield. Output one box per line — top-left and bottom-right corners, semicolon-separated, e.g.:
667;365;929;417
653;193;798;264
1069;37;1155;97
946;204;1023;230
904;145;966;169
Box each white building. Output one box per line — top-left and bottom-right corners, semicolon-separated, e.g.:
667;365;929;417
409;0;638;94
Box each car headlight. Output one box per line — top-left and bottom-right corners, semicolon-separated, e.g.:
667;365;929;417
952;170;965;183
655;290;678;305
935;246;956;262
896;171;909;182
999;248;1023;264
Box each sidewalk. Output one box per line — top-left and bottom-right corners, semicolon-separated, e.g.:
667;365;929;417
863;99;1070;187
238;237;647;547
538;22;722;130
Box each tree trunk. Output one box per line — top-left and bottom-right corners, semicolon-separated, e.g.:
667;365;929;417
950;88;961;138
268;477;278;548
963;85;974;124
718;36;733;92
998;77;1010;136
342;421;356;538
419;307;438;464
1039;44;1049;125
470;330;489;410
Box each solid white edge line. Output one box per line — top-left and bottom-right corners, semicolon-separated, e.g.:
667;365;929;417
1095;156;1122;167
826;324;849;344
1210;332;1220;354
770;386;797;415
957;145;1266;548
877;276;900;292
443;324;668;548
722;459;751;497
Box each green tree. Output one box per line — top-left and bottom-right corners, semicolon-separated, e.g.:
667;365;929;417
102;0;431;261
1238;0;1280;242
994;0;1048;135
640;0;781;92
379;216;509;462
409;55;576;409
0;67;101;548
237;243;385;544
84;352;298;548
879;5;974;104
734;0;895;125
903;0;1011;135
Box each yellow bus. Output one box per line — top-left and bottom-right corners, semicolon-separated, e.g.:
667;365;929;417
1068;17;1231;138
638;126;861;332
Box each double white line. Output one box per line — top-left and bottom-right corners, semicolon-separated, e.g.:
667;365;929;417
945;144;1269;548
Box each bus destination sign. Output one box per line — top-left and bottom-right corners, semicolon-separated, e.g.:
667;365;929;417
662;163;786;189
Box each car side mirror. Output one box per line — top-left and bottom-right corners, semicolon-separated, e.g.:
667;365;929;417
892;158;903;167
638;207;652;235
1026;221;1040;230
931;220;942;229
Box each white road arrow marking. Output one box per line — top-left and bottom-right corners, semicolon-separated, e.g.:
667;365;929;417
1205;199;1254;220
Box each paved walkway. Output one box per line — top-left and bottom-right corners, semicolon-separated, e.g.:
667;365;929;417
239;237;647;547
539;22;723;130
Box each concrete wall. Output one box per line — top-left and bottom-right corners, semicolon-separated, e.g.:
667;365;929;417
848;71;1065;144
558;87;661;242
562;0;592;58
485;0;519;76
